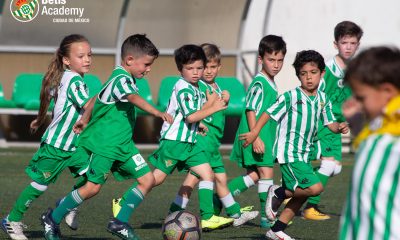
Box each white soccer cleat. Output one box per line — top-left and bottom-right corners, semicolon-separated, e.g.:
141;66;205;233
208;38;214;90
1;217;28;240
65;208;78;230
265;185;282;221
233;210;259;227
266;229;295;240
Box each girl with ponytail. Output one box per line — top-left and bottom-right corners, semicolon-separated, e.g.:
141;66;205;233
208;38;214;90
2;34;95;240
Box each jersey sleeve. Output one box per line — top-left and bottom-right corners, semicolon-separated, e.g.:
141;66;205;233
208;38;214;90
177;88;198;118
245;81;263;111
266;92;291;122
111;76;139;101
321;99;336;125
68;76;90;108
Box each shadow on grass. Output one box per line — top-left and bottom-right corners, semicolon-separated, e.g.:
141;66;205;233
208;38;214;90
25;231;113;239
140;222;163;229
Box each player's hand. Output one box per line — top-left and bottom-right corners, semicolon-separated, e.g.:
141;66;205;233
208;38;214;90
338;122;349;134
197;122;208;136
29;119;39;133
212;98;227;112
252;137;265;154
206;90;218;103
73;119;88;134
156;112;173;124
239;130;258;148
221;90;230;104
342;97;362;119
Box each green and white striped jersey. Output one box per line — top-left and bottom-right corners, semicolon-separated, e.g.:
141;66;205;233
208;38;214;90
319;57;352;122
340;134;400;240
79;66;140;160
42;70;89;151
160;78;203;143
267;87;335;163
198;80;225;146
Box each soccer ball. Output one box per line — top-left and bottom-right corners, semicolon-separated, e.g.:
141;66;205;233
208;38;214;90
162;210;201;240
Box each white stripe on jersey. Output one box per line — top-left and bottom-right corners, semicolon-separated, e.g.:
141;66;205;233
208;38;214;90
43;71;84;151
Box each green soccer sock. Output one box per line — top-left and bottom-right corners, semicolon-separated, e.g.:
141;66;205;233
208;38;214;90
307;172;329;205
116;186;144;223
8;183;46;222
52;190;83;224
258;179;273;219
199;181;214;220
220;193;241;218
212;193;223;215
228;175;254;197
119;182;139;207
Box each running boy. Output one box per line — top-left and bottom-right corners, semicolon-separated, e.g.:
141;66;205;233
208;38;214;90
148;44;232;231
340;46;400;239
1;34;94;240
229;35;286;228
240;50;349;240
167;43;259;228
304;21;363;220
40;34;172;240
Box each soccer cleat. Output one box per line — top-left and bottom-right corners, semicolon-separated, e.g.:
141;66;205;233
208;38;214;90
40;208;61;240
107;217;140;240
265;185;282;221
112;198;122;218
239;205;255;212
266;229;295;240
56;199;78;230
201;215;234;232
302;206;331;220
1;217;28;240
233;211;259;227
260;217;275;228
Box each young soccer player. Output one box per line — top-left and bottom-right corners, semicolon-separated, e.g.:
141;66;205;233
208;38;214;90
1;34;94;240
166;43;259;228
229;35;286;228
339;46;400;239
148;44;232;231
240;50;349;240
303;21;364;220
39;34;172;240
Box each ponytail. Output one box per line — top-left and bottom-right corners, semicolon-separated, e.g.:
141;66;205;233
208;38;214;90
31;34;89;132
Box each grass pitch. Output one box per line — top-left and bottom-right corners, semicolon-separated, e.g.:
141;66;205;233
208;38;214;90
0;148;353;240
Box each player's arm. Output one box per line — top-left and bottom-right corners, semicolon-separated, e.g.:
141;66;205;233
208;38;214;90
221;90;230;105
186;90;227;123
322;98;348;134
73;96;96;134
127;94;173;123
246;110;265;153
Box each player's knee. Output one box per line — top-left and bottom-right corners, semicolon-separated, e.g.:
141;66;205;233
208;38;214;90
30;182;48;192
332;164;342;176
138;173;155;190
318;159;336;177
309;183;323;196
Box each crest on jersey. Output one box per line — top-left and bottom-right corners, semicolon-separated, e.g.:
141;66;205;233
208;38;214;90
320;101;325;108
10;0;40;22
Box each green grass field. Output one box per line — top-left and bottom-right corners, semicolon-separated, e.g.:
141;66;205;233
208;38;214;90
0;148;354;240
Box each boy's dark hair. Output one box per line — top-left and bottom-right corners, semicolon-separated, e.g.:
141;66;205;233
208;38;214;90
174;44;207;71
121;34;159;59
293;50;325;77
345;46;400;89
258;35;287;57
334;21;363;42
201;43;221;63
